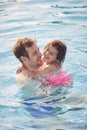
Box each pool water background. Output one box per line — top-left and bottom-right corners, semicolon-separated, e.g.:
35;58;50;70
0;0;87;130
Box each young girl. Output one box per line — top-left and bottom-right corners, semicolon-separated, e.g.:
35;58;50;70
30;39;66;75
33;39;72;86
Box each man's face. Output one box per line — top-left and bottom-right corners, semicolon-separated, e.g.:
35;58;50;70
25;44;42;68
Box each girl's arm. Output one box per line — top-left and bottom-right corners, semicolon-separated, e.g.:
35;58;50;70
33;64;59;78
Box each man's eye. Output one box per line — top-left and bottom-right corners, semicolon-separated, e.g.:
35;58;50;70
33;51;37;55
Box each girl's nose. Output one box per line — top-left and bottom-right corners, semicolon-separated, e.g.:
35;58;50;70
45;51;49;55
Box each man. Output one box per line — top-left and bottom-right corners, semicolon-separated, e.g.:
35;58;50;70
13;37;42;84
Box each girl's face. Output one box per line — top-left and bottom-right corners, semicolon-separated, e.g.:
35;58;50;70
43;45;58;63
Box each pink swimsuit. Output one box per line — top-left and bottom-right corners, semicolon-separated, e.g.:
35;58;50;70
39;69;72;87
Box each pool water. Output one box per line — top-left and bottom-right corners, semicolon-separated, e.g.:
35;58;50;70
0;0;87;130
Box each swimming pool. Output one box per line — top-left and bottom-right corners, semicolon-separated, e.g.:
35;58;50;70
0;0;87;129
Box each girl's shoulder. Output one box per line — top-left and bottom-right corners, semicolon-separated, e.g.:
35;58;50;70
44;63;60;74
48;61;60;70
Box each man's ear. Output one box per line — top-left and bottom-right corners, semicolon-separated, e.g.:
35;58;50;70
20;56;27;63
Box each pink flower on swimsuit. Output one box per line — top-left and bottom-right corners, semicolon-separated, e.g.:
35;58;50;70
45;70;72;86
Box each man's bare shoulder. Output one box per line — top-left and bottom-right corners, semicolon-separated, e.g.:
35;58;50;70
15;70;30;86
16;66;23;74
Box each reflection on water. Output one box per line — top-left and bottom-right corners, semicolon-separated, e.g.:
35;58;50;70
0;0;23;2
0;0;87;129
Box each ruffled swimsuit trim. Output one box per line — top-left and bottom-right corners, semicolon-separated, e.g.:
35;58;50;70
39;69;72;86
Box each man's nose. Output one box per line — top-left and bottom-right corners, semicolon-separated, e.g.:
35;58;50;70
38;51;42;57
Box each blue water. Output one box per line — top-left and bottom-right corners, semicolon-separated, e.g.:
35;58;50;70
0;0;87;129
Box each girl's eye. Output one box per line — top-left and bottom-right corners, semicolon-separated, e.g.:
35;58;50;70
45;48;49;52
49;51;56;56
49;52;53;55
